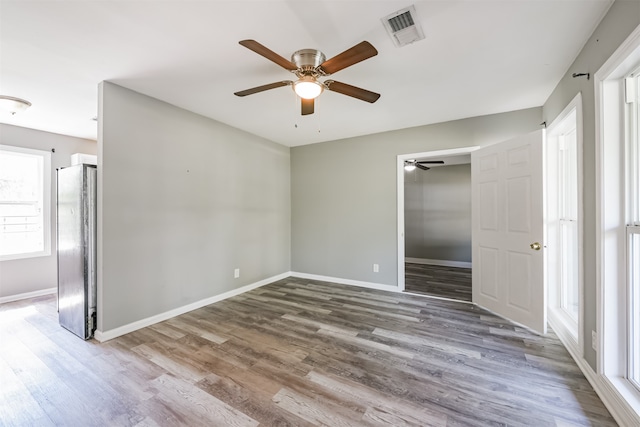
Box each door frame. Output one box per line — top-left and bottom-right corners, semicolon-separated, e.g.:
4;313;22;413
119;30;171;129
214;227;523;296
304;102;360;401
397;146;479;291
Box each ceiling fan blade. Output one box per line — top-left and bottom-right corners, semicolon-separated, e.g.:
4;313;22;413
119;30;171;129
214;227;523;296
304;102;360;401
416;164;430;171
417;160;445;164
318;41;378;75
301;98;314;115
239;40;298;71
325;80;380;103
234;81;292;97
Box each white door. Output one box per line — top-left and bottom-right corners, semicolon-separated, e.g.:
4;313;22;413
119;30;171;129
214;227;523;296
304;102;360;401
471;130;546;334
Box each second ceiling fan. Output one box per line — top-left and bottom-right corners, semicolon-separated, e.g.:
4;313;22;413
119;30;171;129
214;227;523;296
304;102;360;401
234;39;380;115
404;159;445;171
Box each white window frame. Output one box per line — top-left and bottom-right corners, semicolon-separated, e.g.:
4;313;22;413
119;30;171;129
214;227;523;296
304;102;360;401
595;23;640;424
629;225;640;390
546;93;583;355
0;144;52;261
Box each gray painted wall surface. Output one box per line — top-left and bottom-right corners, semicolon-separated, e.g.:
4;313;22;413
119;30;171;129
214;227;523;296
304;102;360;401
404;164;471;262
291;107;541;286
0;124;97;298
98;82;290;332
542;0;640;370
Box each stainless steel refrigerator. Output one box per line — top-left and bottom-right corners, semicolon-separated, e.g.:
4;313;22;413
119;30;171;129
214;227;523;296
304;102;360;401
57;163;97;340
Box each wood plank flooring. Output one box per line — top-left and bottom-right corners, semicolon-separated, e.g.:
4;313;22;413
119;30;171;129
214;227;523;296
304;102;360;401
405;263;472;302
0;277;616;426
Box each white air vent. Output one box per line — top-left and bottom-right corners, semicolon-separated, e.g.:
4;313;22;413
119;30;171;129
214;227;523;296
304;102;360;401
382;5;425;47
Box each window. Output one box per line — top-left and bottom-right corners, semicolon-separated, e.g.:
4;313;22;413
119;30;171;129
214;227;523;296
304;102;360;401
547;93;582;349
627;70;640;390
596;24;640;421
631;226;640;389
0;145;51;261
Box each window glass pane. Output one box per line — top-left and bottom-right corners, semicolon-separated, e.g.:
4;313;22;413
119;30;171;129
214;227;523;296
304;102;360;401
0;148;46;258
634;74;640;224
558;120;579;322
630;230;640;388
561;221;579;321
629;72;640;390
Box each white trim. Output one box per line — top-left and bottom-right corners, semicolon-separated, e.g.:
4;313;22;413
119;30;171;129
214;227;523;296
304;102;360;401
0;144;52;262
545;92;584;359
94;272;289;342
291;271;399;293
397;146;479;293
552;313;640;426
594;22;640;420
405;257;472;268
549;310;581;357
0;287;56;304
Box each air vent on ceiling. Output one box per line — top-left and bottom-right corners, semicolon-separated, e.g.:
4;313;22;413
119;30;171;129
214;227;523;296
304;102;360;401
382;5;425;48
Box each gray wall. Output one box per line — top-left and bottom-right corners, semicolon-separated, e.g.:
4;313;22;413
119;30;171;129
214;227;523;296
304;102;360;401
542;0;640;370
98;82;290;332
291;107;541;285
404;164;471;263
0;124;96;299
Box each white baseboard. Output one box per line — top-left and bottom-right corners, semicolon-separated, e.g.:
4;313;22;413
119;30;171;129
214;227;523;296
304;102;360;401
405;257;472;268
290;271;400;293
551;317;640;426
0;287;56;304
94;272;290;342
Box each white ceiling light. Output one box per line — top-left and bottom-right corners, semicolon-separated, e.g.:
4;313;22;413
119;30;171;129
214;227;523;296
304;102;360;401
293;76;324;100
404;159;416;171
0;95;31;115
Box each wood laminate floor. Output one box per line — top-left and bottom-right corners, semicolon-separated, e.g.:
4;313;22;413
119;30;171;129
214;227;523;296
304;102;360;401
0;277;616;426
405;263;472;302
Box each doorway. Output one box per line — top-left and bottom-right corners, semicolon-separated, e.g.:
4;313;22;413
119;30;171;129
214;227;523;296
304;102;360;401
398;131;547;335
397;147;477;302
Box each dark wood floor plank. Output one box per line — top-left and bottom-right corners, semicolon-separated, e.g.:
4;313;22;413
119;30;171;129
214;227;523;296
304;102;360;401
0;278;616;426
405;263;472;301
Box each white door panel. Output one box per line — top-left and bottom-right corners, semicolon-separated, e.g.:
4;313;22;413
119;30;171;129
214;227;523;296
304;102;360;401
472;130;546;334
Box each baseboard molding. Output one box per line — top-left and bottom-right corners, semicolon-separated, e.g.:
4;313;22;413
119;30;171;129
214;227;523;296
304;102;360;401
548;310;580;357
94;272;289;342
290;271;400;293
551;317;640;426
405;257;472;268
0;287;56;304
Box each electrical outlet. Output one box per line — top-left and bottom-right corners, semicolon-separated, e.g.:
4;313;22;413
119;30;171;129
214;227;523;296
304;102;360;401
234;268;240;279
592;330;598;351
373;263;379;273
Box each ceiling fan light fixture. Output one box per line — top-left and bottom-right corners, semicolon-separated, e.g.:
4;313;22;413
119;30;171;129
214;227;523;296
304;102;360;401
404;160;416;171
0;95;31;115
293;76;324;99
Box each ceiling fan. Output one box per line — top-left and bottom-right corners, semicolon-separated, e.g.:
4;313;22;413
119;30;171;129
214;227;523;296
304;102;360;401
404;159;445;171
234;39;380;115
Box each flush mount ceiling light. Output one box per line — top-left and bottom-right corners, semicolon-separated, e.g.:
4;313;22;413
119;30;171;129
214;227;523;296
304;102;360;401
293;76;324;100
0;95;32;115
404;159;417;171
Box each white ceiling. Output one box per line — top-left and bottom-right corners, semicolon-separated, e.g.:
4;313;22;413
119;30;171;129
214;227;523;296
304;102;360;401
0;1;612;147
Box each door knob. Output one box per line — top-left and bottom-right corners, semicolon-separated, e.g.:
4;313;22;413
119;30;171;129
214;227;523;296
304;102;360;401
530;242;541;251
